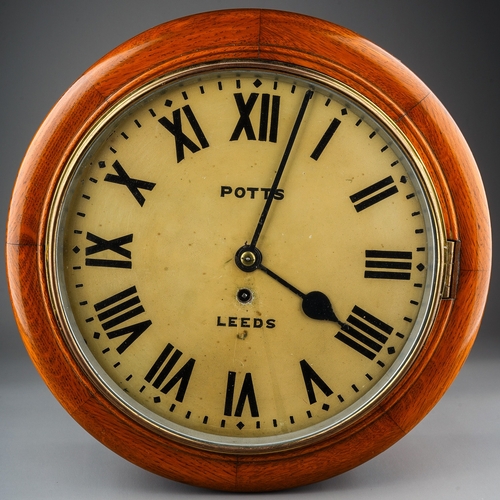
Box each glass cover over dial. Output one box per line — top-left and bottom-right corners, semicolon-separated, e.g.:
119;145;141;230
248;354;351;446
49;67;443;450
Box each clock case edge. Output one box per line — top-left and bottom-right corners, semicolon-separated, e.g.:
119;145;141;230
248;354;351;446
5;9;491;492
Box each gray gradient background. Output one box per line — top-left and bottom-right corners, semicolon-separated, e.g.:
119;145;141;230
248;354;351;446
1;1;499;498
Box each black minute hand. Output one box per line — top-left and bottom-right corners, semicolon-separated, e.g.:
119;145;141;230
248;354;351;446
249;89;313;248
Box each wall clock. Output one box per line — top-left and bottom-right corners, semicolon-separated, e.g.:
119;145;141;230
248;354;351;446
6;9;491;492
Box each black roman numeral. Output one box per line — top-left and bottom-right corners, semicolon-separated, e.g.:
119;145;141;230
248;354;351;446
158;105;209;163
85;232;133;269
224;371;259;417
335;306;393;360
230;93;280;142
300;360;333;404
365;250;412;280
104;160;156;207
144;343;195;402
350;176;399;212
310;118;341;160
94;286;152;354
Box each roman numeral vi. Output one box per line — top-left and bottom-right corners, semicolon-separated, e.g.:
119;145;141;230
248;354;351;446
224;372;259;417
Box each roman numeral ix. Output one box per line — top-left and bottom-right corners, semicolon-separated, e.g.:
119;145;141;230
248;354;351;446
85;232;133;269
230;92;280;143
335;306;393;360
145;343;195;403
158;105;209;163
94;286;152;354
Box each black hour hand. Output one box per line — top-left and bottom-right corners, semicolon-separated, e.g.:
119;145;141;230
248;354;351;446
234;245;343;326
302;291;343;324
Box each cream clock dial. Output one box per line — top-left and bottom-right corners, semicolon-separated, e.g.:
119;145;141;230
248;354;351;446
49;67;442;448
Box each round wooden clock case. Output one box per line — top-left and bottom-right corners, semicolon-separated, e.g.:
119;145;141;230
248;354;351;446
6;9;490;492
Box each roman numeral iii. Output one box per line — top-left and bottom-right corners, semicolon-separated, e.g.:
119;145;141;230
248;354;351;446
93;286;152;354
364;250;413;280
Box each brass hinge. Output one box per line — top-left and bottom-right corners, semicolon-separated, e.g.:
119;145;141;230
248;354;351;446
442;239;461;299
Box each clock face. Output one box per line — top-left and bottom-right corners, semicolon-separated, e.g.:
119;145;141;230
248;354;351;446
48;66;443;450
